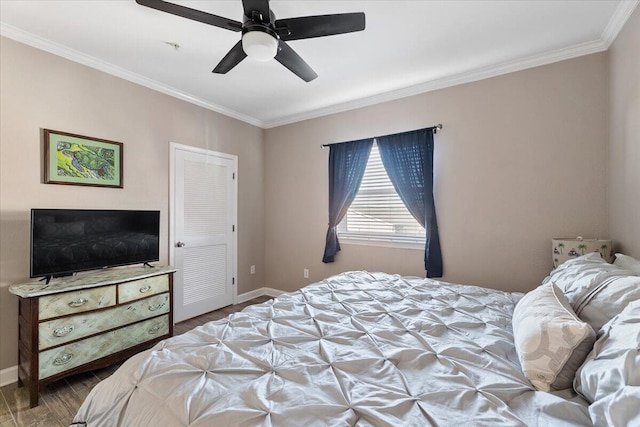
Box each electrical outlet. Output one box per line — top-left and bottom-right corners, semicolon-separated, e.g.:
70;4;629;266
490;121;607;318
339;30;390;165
250;265;255;275
303;268;309;278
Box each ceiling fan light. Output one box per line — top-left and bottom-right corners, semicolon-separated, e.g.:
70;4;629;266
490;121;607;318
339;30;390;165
242;31;278;61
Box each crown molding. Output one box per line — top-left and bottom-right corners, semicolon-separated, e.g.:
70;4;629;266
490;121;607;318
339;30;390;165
263;39;608;128
0;23;264;128
3;0;635;131
601;0;639;47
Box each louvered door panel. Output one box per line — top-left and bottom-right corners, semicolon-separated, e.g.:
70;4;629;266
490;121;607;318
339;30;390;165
172;145;237;322
183;160;227;238
183;245;227;305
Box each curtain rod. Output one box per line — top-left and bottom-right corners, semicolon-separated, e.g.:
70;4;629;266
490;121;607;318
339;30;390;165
320;124;443;149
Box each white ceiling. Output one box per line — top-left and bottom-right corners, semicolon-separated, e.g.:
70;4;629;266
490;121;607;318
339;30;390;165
1;1;637;128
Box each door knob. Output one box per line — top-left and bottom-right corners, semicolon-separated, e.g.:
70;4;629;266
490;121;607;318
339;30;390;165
176;241;186;248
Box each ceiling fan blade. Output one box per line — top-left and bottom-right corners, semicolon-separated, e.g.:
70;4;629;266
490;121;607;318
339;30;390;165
212;41;247;74
275;40;317;82
136;0;242;32
276;13;365;41
242;0;271;23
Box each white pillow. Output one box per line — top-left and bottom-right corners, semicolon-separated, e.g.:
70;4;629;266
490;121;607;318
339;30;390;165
545;252;640;331
542;253;617;307
575;299;640;426
613;253;640;275
512;282;596;391
576;274;640;331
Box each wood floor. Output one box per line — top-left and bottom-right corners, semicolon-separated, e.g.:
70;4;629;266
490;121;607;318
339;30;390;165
0;296;272;427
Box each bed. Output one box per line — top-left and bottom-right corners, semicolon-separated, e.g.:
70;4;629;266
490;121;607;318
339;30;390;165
73;255;640;426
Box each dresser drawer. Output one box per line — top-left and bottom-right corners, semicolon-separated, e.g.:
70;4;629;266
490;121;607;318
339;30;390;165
39;293;170;350
39;314;169;379
39;286;116;320
119;275;169;303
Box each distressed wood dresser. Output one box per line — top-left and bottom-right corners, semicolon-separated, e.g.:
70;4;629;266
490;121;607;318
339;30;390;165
9;266;177;408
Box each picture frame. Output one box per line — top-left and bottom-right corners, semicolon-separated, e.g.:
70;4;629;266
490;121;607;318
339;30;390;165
44;129;123;188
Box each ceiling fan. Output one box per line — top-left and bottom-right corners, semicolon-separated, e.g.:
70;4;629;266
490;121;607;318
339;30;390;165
135;0;366;82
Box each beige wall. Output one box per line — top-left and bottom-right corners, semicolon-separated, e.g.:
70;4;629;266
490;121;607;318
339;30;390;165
608;7;640;257
0;37;265;371
2;15;632;373
264;53;609;294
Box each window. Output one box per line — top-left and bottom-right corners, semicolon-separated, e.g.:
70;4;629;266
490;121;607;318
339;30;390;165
338;142;425;246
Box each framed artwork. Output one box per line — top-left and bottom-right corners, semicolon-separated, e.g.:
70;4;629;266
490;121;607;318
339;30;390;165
44;129;123;188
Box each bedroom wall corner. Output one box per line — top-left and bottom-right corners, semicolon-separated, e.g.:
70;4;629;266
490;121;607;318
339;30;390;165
608;6;640;257
264;53;609;295
0;37;266;372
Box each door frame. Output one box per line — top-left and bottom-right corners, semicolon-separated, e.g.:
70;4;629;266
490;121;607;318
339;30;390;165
169;142;238;322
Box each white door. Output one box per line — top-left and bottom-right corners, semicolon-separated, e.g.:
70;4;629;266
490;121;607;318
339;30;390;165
170;143;237;323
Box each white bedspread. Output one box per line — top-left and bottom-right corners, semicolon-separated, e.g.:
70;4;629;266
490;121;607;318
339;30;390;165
74;272;592;426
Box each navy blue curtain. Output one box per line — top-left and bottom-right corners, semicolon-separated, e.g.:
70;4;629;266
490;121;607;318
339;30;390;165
322;138;374;263
376;128;443;277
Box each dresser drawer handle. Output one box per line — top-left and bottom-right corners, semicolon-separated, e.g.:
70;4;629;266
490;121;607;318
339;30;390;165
148;302;166;312
68;298;88;308
139;285;152;293
53;326;74;337
53;353;73;366
148;325;163;334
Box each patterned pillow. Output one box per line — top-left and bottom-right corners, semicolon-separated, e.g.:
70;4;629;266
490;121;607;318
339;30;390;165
575;299;640;426
512;282;596;391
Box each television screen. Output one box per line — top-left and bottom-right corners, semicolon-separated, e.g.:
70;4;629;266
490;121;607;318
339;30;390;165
31;209;160;279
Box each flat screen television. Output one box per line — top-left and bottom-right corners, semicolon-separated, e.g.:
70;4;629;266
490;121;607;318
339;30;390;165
30;209;160;280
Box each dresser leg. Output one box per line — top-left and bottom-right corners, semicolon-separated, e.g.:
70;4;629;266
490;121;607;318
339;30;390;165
29;380;39;408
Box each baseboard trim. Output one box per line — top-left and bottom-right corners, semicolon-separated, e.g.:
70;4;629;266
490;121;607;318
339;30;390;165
263;287;285;298
236;287;265;304
0;365;18;388
237;287;285;303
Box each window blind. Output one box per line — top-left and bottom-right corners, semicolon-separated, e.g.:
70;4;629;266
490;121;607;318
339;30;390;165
339;142;424;241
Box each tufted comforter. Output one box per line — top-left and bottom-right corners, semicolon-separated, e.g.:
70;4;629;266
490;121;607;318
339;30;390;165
74;271;592;426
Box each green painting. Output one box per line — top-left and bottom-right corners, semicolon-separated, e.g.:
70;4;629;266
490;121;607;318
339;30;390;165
44;129;123;188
